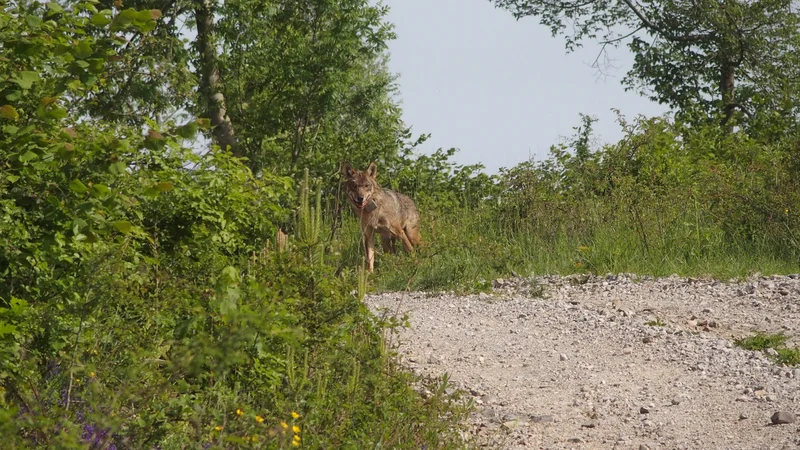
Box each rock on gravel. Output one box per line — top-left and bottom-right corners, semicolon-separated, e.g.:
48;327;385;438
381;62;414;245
770;411;796;425
366;274;800;449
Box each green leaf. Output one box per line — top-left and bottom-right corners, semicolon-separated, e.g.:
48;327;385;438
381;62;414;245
0;321;17;338
90;10;113;27
155;181;173;192
175;120;199;139
90;184;111;198
12;71;40;89
3;125;19;134
72;218;87;235
109;161;127;175
5;91;21;101
113;220;133;233
46;107;67;120
221;266;240;281
45;2;63;15
31;161;48;171
66;79;83;91
136;10;155;22
0;105;19;120
26;14;42;28
69;179;88;194
18;150;38;163
86;58;106;73
137;20;157;33
111;8;138;30
143;186;160;197
5;175;20;183
10;297;28;314
74;40;93;59
142;182;172;197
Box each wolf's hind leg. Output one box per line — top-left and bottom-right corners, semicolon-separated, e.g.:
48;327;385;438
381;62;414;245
405;224;421;247
380;234;396;254
397;229;414;253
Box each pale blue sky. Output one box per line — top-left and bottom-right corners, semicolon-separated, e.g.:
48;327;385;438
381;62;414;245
382;0;668;173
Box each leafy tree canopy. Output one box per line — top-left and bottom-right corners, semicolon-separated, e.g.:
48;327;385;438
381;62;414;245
492;0;800;138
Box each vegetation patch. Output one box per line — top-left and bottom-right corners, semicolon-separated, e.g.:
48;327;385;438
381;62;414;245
735;333;800;366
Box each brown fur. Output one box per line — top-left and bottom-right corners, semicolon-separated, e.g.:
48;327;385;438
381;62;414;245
342;161;421;272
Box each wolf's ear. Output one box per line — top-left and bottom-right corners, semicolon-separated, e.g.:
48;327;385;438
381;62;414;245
366;162;377;179
342;161;355;179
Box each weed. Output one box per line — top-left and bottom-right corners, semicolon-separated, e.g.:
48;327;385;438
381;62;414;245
735;332;790;350
735;332;800;366
776;348;800;366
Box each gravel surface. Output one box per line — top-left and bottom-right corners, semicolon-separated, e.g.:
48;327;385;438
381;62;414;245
366;274;800;449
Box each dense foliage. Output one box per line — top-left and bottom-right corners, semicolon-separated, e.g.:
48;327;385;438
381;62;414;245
0;1;468;448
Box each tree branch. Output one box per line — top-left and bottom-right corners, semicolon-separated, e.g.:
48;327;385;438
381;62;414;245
619;0;714;42
600;25;644;45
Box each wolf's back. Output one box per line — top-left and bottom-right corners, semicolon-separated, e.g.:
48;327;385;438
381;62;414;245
381;189;419;221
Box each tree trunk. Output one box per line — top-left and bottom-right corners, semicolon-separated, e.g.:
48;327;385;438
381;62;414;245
720;59;736;134
194;0;240;157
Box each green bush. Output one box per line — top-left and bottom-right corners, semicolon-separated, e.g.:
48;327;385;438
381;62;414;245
0;3;469;448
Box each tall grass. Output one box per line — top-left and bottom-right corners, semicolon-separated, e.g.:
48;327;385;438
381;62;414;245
352;206;800;293
331;115;800;292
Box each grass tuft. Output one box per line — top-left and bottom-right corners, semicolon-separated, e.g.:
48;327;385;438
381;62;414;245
735;332;800;366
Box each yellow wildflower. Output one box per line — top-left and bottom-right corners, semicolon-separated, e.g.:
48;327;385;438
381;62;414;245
280;421;289;429
293;434;301;442
255;415;264;423
291;411;301;419
236;409;243;416
214;425;223;431
251;436;258;443
292;440;300;447
292;425;301;433
89;372;96;378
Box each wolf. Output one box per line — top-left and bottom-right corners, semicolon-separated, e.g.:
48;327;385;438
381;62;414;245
341;161;421;272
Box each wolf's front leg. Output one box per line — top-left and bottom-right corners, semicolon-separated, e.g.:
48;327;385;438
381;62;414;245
363;226;376;272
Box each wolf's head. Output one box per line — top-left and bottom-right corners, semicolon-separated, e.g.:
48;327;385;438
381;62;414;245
342;161;379;210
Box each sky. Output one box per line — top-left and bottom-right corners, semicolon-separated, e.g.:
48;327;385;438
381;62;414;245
381;0;668;174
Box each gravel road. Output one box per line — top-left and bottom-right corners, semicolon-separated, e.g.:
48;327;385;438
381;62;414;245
366;274;800;449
